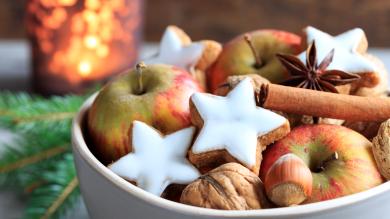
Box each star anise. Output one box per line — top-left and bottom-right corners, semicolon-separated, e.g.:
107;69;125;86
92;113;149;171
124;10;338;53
276;41;360;93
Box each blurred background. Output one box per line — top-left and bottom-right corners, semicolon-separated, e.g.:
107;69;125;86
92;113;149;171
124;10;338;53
3;0;390;95
2;0;390;46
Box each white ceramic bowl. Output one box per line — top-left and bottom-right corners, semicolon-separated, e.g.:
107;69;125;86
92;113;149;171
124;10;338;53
72;94;390;219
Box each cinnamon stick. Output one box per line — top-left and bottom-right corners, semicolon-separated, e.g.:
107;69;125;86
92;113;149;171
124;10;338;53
257;83;390;122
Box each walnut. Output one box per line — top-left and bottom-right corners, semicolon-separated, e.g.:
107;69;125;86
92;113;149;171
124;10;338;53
372;119;390;180
161;184;186;203
180;163;271;210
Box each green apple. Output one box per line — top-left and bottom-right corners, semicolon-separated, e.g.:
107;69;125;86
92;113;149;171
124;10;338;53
260;124;384;203
207;30;301;92
87;64;203;164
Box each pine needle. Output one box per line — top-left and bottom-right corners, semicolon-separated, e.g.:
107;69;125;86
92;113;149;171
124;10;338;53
0;92;43;114
0;131;71;188
23;154;81;219
0;145;68;174
40;177;78;219
12;112;75;125
0;90;95;219
0;95;85;135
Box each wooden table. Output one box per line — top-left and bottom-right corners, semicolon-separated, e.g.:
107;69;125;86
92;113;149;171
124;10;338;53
1;41;390;219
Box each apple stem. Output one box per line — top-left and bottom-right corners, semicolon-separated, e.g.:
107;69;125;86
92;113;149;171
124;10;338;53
136;62;146;95
244;34;263;68
316;152;339;172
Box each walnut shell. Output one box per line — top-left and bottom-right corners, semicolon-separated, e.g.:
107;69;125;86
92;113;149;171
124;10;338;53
372;119;390;180
180;163;271;210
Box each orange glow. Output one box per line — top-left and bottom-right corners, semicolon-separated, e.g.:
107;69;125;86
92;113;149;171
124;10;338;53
84;35;99;49
58;0;77;6
85;0;100;10
27;0;141;86
97;45;109;57
78;61;92;77
83;10;98;23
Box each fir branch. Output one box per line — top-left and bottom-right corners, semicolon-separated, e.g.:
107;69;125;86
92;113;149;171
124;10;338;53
0;128;71;187
0;91;43;114
0;95;85;135
0;90;96;218
23;154;80;219
12;112;75;125
41;177;78;219
0;145;68;174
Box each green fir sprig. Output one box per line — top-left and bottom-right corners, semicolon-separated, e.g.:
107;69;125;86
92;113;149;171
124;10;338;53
23;154;80;219
0;91;90;219
0;93;86;135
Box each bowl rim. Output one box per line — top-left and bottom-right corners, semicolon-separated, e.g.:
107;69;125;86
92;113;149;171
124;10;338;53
72;93;390;217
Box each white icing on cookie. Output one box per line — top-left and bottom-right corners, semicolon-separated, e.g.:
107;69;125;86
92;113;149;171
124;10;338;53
191;78;287;167
109;121;199;196
298;26;376;73
144;27;203;71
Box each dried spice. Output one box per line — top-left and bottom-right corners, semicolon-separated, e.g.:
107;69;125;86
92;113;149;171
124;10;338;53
277;41;360;93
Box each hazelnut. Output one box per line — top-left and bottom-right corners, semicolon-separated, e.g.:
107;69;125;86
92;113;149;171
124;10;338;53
180;163;271;210
264;154;313;207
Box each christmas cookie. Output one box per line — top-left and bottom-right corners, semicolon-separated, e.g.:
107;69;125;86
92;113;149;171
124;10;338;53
188;78;290;174
109;121;200;196
298;26;380;88
144;26;203;71
342;55;388;138
145;25;222;89
351;53;388;97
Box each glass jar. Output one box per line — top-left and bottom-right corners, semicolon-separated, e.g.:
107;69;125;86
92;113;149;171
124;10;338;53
26;0;143;94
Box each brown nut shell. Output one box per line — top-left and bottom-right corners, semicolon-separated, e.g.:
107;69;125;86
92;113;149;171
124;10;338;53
180;163;271;210
372;119;390;180
264;154;312;207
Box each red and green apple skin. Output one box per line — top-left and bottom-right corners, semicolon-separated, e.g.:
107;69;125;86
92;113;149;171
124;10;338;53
260;124;384;203
207;29;301;92
87;64;203;164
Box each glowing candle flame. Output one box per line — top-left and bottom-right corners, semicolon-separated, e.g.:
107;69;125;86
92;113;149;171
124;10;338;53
97;45;109;57
58;0;77;6
78;61;92;77
84;35;99;49
27;0;142;94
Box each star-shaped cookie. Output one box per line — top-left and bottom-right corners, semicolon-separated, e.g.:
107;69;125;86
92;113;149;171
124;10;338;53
109;121;200;196
298;26;379;87
144;26;204;72
188;78;290;174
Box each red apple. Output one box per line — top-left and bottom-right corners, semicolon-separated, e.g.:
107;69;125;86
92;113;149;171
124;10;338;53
260;124;384;203
88;64;203;164
207;30;301;92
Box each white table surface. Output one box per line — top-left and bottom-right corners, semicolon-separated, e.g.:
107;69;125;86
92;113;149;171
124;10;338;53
1;40;390;219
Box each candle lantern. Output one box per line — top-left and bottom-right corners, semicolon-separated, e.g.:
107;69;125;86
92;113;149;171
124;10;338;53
26;0;143;95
